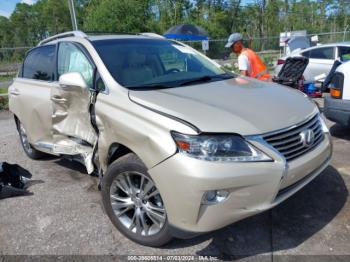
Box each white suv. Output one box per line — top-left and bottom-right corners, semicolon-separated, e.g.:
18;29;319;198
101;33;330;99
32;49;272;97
275;43;350;82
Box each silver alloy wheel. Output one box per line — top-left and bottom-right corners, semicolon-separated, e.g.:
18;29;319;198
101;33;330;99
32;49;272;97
19;123;33;154
110;171;166;236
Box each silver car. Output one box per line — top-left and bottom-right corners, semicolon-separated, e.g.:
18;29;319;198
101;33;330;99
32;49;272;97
9;31;332;247
275;42;350;82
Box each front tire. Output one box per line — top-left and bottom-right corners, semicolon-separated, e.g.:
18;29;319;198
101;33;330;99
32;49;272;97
101;153;172;247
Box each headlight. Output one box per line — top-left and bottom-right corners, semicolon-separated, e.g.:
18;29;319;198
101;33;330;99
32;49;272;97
171;132;271;162
319;115;329;133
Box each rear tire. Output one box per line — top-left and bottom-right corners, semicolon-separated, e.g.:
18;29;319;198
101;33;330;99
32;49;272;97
17;120;46;159
101;153;173;247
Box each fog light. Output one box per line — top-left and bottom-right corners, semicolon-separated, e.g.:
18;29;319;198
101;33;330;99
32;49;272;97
202;190;229;205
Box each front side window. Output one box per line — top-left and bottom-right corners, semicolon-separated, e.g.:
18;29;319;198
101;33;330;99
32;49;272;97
92;39;233;89
23;45;55;81
58;42;94;88
309;47;334;60
338;46;350;61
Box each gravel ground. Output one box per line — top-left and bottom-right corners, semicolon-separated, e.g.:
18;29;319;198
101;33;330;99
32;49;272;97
0;105;349;261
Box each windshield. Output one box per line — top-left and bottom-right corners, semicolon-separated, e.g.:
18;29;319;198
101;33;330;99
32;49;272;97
92;38;234;89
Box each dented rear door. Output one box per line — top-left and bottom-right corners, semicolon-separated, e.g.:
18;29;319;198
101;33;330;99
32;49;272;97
9;45;56;145
50;42;98;174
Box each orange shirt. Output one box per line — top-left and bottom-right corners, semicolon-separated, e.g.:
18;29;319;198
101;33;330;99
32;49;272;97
240;48;270;80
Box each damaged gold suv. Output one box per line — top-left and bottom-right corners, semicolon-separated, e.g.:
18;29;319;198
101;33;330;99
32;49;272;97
9;31;332;247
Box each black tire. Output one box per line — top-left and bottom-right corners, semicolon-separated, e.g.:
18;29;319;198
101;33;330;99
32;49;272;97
102;153;173;247
17;119;46;160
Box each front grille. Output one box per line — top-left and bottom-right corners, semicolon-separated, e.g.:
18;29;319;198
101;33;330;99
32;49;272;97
263;114;324;162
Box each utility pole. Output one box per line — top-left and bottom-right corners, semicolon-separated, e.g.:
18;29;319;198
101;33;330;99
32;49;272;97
68;0;78;31
344;25;349;42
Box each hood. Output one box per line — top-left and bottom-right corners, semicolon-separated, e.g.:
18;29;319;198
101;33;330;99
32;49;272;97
129;77;317;135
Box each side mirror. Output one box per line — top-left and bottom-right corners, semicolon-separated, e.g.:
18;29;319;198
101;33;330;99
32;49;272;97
59;72;88;90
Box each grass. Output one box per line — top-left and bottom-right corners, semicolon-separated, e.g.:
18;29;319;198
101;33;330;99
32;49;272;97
0;87;8;94
0;74;15;82
0;99;9;110
0;87;8;110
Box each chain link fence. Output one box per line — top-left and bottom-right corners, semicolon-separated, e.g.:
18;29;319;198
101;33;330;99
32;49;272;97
0;47;29;107
183;30;350;70
184;30;350;58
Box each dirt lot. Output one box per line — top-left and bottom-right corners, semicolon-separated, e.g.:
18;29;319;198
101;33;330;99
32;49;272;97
0;104;349;261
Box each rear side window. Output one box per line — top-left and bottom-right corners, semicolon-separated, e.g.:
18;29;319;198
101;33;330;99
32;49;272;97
301;50;310;58
309;47;334;60
22;45;55;81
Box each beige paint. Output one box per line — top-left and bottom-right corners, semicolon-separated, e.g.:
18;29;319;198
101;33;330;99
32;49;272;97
9;35;332;234
9;78;53;143
51;73;97;174
149;133;331;232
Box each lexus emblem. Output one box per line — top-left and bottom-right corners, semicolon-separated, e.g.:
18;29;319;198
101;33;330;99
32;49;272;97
300;129;315;147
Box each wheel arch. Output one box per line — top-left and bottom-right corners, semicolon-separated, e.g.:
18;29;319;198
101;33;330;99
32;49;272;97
13;114;20;130
106;142;135;166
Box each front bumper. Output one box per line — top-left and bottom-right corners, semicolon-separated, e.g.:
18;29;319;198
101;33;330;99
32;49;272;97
324;95;350;127
149;133;332;234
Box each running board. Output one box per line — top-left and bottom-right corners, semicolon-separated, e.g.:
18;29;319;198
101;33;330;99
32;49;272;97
33;142;59;155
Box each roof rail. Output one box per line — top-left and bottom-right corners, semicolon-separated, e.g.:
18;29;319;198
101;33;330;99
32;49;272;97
139;32;166;39
38;31;87;46
85;31;139;35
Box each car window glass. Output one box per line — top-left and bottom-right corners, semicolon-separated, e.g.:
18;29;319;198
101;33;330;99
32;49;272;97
301;50;310;58
58;42;94;88
338;46;350;61
92;39;228;88
309;47;334;59
158;49;186;72
22;45;55;81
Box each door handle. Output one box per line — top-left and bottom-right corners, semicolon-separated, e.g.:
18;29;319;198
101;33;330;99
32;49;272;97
51;95;67;103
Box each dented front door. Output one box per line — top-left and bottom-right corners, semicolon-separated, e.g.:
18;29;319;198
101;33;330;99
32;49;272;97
50;42;98;174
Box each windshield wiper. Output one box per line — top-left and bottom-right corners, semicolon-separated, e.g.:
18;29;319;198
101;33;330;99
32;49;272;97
179;74;233;87
126;73;234;90
125;83;175;90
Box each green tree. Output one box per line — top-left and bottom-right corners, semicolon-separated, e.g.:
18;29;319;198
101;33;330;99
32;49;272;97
0;17;13;47
83;0;154;33
42;0;71;34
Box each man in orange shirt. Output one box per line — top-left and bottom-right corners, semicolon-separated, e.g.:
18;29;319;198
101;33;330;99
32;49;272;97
225;33;271;81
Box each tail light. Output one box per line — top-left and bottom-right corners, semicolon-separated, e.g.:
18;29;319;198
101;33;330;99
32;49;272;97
277;59;285;65
329;72;344;99
330;87;341;98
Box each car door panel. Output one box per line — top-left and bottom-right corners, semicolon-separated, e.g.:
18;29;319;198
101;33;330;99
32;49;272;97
9;45;56;146
302;47;335;81
307;58;334;80
49;42;97;174
50;82;97;173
